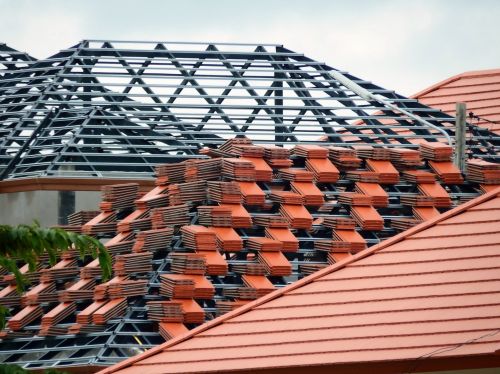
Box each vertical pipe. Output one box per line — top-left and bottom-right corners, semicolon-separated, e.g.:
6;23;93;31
454;102;467;173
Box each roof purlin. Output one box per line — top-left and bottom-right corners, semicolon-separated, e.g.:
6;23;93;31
99;187;500;374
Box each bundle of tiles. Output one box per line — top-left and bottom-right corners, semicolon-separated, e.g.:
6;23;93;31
197;251;228;275
355;146;391;160
419;142;453;161
215;300;249;316
240;157;273;181
210;227;243;251
151;204;190;229
133;227;174;252
68;210;100;226
105;233;135;256
293;145;329;158
265;227;299;252
230;262;267;275
418;183;453;208
237;181;266;205
160;274;195;299
246;237;283;252
300;263;329;276
40;302;76;331
402;170;436;184
466;159;500;184
107;280;148;299
181;225;217;251
328;147;362;170
113;252;153;276
350;206;384;231
278;168;314;182
167;180;207;205
197;205;233;227
327;252;353;264
81;212;117;235
218;137;253;154
222;158;256;181
338;193;373;206
263;145;291;160
389;148;423;169
169;253;207;275
22;282;58;305
400;193;436;207
39;259;79;283
279;204;313;229
258;252;292;276
207;181;242;203
92;298;128;325
184;158;222;182
427;161;464;184
314;240;352;252
147;301;184;322
322;216;356;230
391;217;423;231
232;144;265;157
76;300;108;325
252;215;289;228
158;322;189;340
117;210;152;232
241;275;276;298
0;285;21;307
155;163;186;185
365;159;400;184
332;230;367;252
218;204;253;228
134;192;169;210
354;182;389;207
38;325;69;337
269;191;304;205
177;299;206;324
290;182;325;206
100;183;139;211
59;278;96;302
345;170;383;183
412;206;440;221
7;305;43;331
79;260;103;279
305;158;340;183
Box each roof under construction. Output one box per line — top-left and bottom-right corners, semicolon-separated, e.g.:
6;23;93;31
101;186;500;374
0;40;497;181
0;40;499;372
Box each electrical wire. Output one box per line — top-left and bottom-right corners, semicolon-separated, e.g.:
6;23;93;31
405;328;500;373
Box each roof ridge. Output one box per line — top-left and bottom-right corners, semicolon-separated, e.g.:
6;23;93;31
412;68;500;99
99;186;500;374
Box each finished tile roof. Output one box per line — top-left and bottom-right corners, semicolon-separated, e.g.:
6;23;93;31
413;68;500;134
101;186;500;374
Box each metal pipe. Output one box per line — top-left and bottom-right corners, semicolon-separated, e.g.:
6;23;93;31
329;70;453;146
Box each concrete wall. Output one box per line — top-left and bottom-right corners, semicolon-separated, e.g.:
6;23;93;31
0;190;101;227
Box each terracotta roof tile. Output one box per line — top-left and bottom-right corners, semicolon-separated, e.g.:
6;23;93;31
101;187;500;374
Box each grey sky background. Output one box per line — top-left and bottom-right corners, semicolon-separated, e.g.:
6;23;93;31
1;0;499;96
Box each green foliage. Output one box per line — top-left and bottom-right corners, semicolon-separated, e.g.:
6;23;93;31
0;222;112;329
0;364;69;374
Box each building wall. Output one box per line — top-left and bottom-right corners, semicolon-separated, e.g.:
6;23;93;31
0;190;101;227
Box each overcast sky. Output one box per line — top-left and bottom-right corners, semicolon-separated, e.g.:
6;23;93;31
1;0;499;96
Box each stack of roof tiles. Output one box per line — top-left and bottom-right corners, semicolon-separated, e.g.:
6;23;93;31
0;136;497;363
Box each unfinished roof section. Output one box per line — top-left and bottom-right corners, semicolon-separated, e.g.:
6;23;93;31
103;187;500;374
1;40;496;180
414;68;500;134
0;43;36;77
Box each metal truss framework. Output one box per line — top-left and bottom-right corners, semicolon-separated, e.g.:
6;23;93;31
0;40;497;180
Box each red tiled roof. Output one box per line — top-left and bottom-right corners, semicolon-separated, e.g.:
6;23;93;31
413;68;500;134
101;187;500;374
